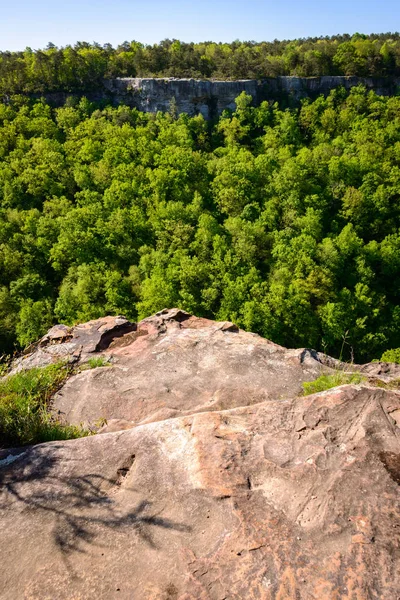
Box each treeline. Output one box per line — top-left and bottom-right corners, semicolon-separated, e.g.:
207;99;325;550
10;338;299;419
1;87;400;361
2;34;400;94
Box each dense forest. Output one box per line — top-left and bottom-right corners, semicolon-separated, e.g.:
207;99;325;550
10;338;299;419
0;85;400;362
2;34;400;94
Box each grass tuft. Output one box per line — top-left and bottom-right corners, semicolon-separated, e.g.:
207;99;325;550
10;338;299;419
0;363;88;448
367;377;400;391
86;356;110;369
302;372;365;396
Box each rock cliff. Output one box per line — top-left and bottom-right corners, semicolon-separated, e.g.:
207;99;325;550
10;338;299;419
104;76;400;118
1;309;400;599
33;76;400;118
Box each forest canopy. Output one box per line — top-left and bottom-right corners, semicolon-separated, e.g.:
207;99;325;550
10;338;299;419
1;33;400;94
0;86;400;362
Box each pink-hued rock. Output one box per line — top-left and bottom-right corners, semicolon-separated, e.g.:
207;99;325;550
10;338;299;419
0;384;399;599
9;315;135;374
52;308;333;428
2;309;400;599
46;309;400;430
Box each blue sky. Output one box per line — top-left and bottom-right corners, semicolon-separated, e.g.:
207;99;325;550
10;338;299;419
1;0;399;51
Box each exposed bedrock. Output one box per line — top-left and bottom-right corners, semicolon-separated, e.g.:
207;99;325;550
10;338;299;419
52;309;332;429
105;76;400;118
10;308;400;430
1;384;400;599
28;76;400;118
1;308;400;599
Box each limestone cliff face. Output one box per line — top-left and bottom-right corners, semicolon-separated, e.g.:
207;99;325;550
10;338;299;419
31;76;400;118
103;78;264;118
102;76;400;117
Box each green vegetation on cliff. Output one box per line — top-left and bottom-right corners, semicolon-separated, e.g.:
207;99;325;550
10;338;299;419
1;34;400;94
1;85;400;362
0;363;86;447
302;372;365;395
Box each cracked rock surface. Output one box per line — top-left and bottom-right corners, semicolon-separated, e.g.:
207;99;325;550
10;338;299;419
53;308;336;428
48;308;400;430
1;309;400;599
9;315;135;374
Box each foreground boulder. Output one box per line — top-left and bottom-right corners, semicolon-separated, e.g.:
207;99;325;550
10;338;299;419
0;383;399;599
53;308;335;428
11;308;400;433
39;308;396;429
2;309;400;598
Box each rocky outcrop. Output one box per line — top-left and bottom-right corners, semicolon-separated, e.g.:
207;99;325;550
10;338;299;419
52;308;336;429
11;308;400;431
1;384;400;599
102;76;400;117
1;309;400;599
9;315;135;374
28;76;400;118
8;307;396;429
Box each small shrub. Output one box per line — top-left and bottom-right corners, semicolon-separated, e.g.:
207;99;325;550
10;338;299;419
380;348;400;364
94;417;108;429
0;363;88;447
87;356;110;369
0;356;11;377
302;372;365;396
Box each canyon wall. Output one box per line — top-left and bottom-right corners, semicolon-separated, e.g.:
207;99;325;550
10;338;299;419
102;76;400;117
27;76;400;117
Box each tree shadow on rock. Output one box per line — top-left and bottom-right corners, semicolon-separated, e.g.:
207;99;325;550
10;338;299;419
0;444;191;558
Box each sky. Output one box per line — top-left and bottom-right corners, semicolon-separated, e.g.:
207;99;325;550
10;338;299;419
1;0;400;51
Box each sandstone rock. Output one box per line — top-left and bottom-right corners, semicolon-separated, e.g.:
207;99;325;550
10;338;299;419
358;360;400;381
47;309;399;431
9;315;134;374
0;384;399;599
8;309;400;432
104;76;400;118
52;309;333;429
